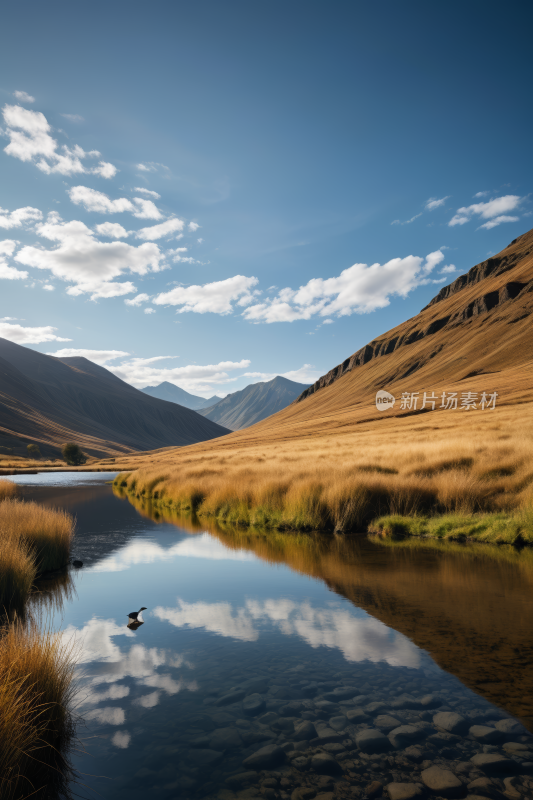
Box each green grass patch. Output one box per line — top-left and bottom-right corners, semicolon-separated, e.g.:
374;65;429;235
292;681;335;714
369;507;533;545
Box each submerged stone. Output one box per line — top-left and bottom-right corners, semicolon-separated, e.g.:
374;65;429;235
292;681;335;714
433;711;469;735
310;752;342;776
356;728;391;753
243;744;286;770
386;783;424;800
421;765;464;798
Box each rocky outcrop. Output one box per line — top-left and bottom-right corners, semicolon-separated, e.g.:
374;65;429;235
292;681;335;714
295;234;533;405
423;230;532;309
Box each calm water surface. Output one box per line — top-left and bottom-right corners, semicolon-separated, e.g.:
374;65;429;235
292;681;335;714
13;474;533;799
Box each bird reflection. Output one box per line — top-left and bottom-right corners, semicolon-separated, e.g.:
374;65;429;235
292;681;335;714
127;619;144;631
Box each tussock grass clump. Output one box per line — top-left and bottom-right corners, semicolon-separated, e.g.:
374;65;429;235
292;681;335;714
0;479;18;501
0;621;76;800
0;500;74;574
369;506;533;545
113;405;533;536
0;534;37;616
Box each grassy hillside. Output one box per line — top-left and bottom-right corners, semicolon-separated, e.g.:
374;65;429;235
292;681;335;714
76;230;533;539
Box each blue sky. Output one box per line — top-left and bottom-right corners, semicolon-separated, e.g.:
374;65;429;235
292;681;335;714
1;1;531;397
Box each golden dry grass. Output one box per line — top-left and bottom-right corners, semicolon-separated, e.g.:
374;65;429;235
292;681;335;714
0;533;37;616
0;620;76;800
114;401;533;537
0;479;18;500
0;500;74;574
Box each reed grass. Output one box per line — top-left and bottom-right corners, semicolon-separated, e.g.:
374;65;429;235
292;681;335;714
0;479;18;501
0;533;37;616
0;500;74;574
0;620;76;800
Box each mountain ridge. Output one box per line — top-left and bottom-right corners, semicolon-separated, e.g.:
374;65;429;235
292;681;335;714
141;381;220;410
199;375;310;430
0;340;230;457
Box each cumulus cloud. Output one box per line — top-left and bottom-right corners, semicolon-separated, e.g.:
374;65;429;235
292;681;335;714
242;250;446;323
440;264;457;273
135;218;184;241
188;221;200;232
46;348;130;364
391;213;422;226
124;293;150;307
0;240;28;280
14;214;164;300
68;186;163;219
95;222;129;239
0;205;42;229
2;104;116;178
43;284;54;291
425;196;450;210
108;356;251;392
153;275;259;315
144;307;155;314
449;195;523;228
13;91;35;103
0;322;71;344
133;187;160;199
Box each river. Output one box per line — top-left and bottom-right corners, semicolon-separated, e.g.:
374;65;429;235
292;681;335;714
12;473;533;799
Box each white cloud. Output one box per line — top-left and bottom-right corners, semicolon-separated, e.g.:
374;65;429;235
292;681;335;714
144;307;155;314
391;212;422;226
0;240;28;280
0;322;71;344
133;187;160;199
136;162;168;173
425;196;450;210
0;263;28;280
124;293;150;307
153;275;259;315
242;364;319;384
479;215;520;230
15;215;164;300
46;348;130;365
243;250;446;323
13;91;35;103
474;191;489;198
0;206;42;229
43;284;54;291
107;356;251;393
95;222;129;239
135;218;184;241
2;104;117;178
449;195;523;227
188;221;200;232
69;186;162;219
440;264;457;273
61;114;84;123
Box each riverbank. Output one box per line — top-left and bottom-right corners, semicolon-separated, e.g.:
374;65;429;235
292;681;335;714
0;480;77;799
113;405;533;540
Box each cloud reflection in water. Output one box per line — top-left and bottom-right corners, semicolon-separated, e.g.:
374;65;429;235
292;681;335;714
154;597;420;668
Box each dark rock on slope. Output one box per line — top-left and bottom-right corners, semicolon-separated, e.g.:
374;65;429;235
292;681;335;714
199;376;310;431
0;338;229;457
142;381;220;410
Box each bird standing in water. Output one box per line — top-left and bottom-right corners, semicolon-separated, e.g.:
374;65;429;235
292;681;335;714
128;607;147;622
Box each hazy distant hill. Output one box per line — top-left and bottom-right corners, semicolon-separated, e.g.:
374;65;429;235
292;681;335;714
199;376;310;430
0;340;229;458
142;381;220;410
